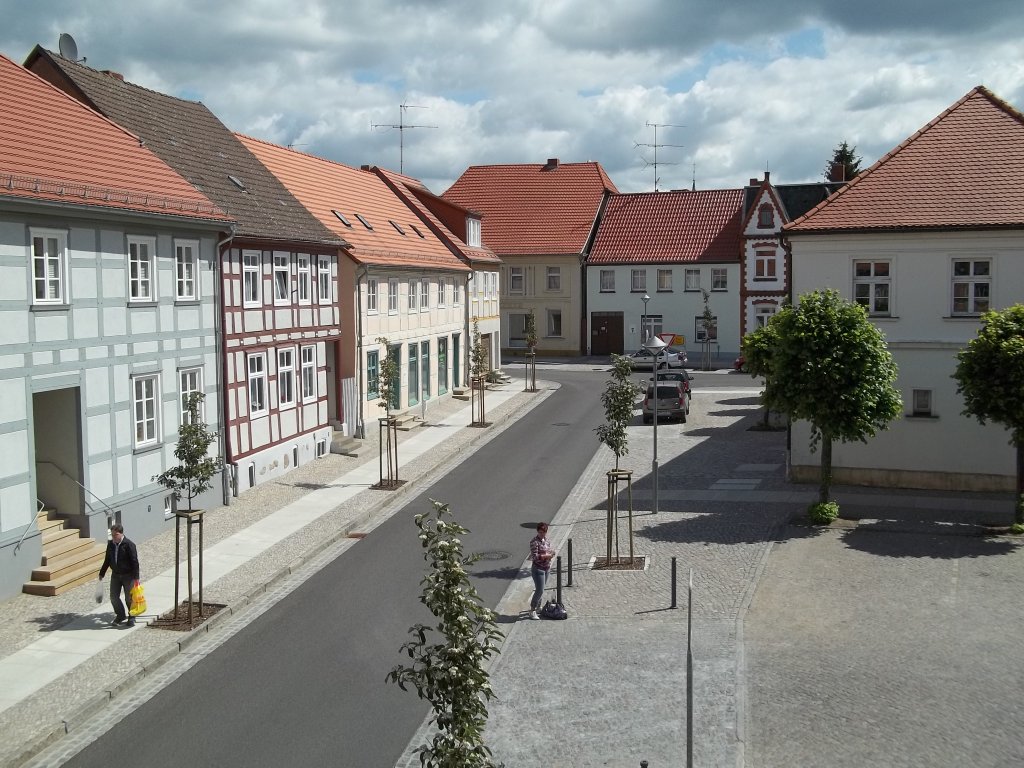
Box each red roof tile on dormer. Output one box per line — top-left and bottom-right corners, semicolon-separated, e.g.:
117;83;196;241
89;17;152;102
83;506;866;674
589;188;743;264
238;135;468;273
786;86;1024;233
0;54;227;223
442;161;618;255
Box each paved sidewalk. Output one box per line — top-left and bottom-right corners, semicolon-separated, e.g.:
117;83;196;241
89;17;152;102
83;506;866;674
0;379;547;767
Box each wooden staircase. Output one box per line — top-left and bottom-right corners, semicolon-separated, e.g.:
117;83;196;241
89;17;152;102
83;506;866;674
22;507;106;597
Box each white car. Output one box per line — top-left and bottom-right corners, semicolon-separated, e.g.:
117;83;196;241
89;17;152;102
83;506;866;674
627;346;687;370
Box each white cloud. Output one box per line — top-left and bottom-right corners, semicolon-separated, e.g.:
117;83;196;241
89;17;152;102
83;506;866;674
1;0;1022;193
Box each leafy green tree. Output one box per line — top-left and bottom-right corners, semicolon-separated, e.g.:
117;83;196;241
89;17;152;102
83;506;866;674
596;354;641;470
741;321;780;426
525;309;538;351
154;392;222;512
376;337;400;486
953;304;1024;527
387;500;504;768
153;392;222;621
824;140;862;182
764;290;902;508
470;319;488;425
699;289;715;370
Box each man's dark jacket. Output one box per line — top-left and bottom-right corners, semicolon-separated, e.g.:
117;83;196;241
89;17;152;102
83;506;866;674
99;537;140;582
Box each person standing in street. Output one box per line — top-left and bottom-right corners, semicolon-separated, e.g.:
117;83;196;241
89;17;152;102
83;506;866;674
98;523;140;627
528;522;554;620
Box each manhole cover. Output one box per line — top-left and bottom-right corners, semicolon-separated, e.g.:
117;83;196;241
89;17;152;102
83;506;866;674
552;422;570;427
475;550;511;561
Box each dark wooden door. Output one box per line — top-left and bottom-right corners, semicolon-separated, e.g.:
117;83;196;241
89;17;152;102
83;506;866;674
591;312;623;355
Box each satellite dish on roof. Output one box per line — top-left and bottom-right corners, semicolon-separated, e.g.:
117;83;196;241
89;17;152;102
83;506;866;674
58;33;81;62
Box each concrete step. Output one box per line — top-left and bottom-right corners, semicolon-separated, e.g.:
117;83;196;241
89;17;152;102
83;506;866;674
32;541;105;581
23;561;101;597
41;535;100;564
452;387;471;401
330;434;369;458
41;525;80;547
393;413;420;432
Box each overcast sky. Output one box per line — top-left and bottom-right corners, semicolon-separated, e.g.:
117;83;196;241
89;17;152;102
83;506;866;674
3;1;1023;195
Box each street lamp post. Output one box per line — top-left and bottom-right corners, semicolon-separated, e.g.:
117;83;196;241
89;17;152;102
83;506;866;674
641;293;650;349
643;334;668;515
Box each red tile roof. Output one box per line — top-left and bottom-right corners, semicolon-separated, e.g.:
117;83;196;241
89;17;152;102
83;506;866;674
238;135;469;272
786;86;1024;233
0;54;227;223
373;167;501;266
589;189;744;264
442;160;618;255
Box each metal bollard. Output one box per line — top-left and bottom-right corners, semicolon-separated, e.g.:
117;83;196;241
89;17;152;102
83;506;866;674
567;538;573;587
555;556;563;604
671;556;677;609
641;761;649;767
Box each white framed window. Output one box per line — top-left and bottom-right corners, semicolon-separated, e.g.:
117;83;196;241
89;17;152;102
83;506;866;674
367;278;378;313
755;305;777;328
911;388;933;417
547;309;562;337
853;260;891;316
388;279;399;313
132;373;160;448
631;269;646;292
754;250;777;280
300;345;316;402
420;278;430;310
128;235;156;302
657;269;673;292
278;347;296;408
247;352;268;416
600;270;614;292
318;256;331;304
951;259;991;315
30;228;68;305
366;350;380;400
466;217;481;247
273;252;290;305
408;279;418;312
456;280;463;304
684;269;700;291
297;254;311;304
175;239;199;301
546;266;561;291
437;276;446;307
712;268;727;291
164;495;174;520
509;267;524;294
179;367;204;425
696;315;718;342
243;250;262;307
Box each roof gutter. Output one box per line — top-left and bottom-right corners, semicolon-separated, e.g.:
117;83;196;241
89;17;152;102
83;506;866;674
355;264;368;439
216;224;237;503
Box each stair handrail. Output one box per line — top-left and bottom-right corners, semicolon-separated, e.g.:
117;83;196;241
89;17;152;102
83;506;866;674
13;499;45;555
37;460;117;523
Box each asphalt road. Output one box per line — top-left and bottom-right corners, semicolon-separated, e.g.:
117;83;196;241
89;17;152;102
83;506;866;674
62;369;606;768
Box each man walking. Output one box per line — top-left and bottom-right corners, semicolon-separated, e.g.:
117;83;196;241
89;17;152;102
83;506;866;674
98;523;140;627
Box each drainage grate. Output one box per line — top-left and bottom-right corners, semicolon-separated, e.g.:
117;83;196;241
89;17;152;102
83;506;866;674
347;532;367;539
475;550;511;561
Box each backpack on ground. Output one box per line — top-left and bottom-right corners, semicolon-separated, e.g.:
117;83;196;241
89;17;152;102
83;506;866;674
541;600;567;620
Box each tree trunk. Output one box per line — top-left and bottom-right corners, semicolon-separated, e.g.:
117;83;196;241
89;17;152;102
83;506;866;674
1016;440;1024;526
818;432;832;504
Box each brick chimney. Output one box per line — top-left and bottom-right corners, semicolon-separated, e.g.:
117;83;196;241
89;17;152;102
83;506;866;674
102;70;124;81
543;158;559;171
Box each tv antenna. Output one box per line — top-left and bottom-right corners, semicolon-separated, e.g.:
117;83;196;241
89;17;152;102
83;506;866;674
635;121;684;191
371;102;437;173
58;33;86;63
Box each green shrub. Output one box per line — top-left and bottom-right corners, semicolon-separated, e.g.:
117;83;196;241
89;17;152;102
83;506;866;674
808;501;839;525
1010;523;1024;535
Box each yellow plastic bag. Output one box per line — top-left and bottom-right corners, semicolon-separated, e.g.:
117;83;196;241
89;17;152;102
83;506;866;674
129;580;147;617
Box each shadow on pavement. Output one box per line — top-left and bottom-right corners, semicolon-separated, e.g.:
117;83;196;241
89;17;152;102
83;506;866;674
840;524;1021;559
29;612;112;632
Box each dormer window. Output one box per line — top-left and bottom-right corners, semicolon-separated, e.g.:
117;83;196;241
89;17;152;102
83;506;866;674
757;204;774;228
389;220;406;235
355;214;374;230
466;217;481;247
332;210;353;227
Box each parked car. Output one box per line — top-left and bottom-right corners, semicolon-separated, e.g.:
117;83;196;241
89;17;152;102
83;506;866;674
642;382;688;423
649;370;692;411
629;346;687;370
